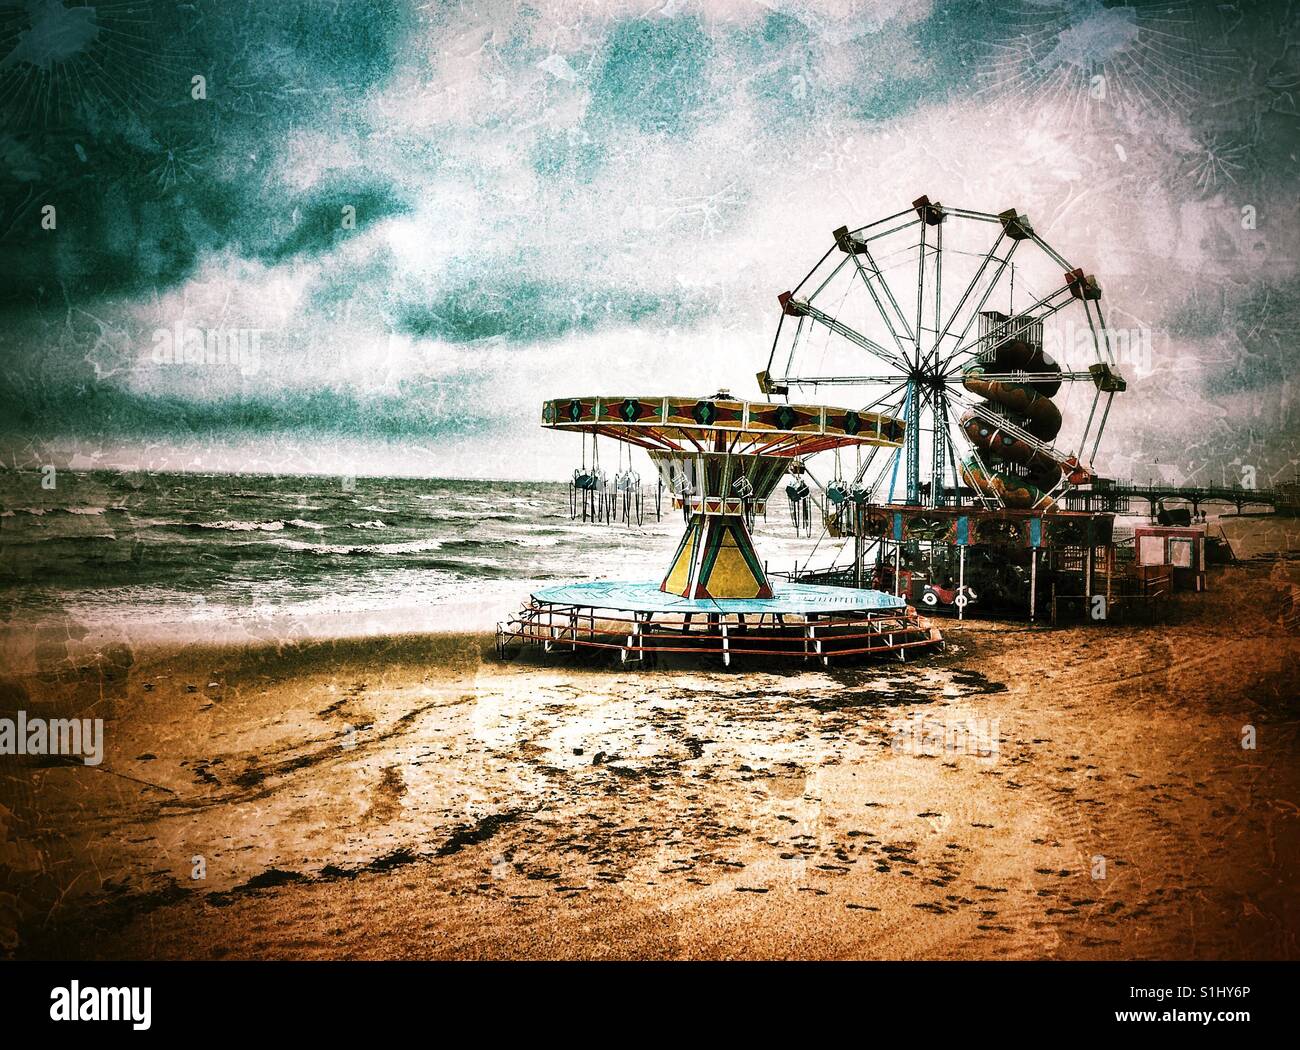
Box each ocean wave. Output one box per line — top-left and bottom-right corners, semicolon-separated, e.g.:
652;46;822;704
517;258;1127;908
0;475;682;622
193;519;288;532
186;518;329;533
435;538;512;552
0;505;129;518
271;537;443;557
419;509;530;521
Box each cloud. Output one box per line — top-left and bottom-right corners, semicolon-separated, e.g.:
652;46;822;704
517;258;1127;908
0;0;1295;479
587;15;717;136
393;272;710;344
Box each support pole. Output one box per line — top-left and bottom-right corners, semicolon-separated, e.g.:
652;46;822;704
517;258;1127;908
958;544;966;622
1106;546;1113;613
853;508;864;588
1030;548;1038;621
894;539;902;597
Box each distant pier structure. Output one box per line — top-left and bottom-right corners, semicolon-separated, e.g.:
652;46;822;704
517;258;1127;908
1059;478;1294;516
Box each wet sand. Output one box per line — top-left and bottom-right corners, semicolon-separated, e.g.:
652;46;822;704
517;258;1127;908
1;561;1297;960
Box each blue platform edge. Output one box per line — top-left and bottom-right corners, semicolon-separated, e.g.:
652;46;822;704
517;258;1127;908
530;580;907;615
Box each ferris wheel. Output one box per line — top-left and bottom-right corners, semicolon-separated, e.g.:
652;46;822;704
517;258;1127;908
760;197;1127;512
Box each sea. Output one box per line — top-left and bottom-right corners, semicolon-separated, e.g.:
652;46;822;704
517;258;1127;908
0;470;822;640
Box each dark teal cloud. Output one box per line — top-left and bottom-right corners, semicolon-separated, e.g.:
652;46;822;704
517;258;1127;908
848;0;993;121
0;368;474;442
253;183;410;266
733;12;824;124
531;14;717;181
0;0;413;308
394;272;711;345
588;16;716;136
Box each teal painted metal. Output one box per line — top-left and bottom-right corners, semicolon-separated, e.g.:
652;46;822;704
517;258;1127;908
531;580;905;616
905;377;920;504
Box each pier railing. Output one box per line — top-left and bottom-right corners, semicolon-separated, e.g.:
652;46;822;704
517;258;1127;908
1059;481;1286;514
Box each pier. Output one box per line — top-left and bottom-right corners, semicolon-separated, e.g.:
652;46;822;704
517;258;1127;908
1059;481;1294;515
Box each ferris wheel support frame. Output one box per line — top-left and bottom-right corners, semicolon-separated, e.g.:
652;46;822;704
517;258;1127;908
766;196;1125;514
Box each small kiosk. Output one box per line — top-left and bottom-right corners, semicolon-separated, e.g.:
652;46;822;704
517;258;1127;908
1133;524;1207;592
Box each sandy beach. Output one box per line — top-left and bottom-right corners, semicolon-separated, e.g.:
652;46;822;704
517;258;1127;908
1;551;1296;961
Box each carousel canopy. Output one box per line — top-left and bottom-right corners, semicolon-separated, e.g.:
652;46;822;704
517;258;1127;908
541;393;904;458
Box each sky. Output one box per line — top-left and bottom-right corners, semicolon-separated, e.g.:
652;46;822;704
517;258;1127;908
0;0;1296;485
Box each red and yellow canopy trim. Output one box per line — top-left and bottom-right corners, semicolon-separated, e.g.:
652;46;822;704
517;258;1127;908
542;395;903;458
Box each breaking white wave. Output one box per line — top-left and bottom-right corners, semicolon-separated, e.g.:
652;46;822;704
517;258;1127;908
272;537;443;557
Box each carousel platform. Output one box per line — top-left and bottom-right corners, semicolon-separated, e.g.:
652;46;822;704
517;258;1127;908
495;580;943;666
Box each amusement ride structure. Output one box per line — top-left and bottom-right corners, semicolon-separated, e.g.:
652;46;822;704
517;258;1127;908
762;196;1124;514
498;195;1140;664
761;196;1130;619
497;394;942;664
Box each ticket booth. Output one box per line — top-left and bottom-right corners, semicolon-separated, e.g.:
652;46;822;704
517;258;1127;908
1133;524;1207;591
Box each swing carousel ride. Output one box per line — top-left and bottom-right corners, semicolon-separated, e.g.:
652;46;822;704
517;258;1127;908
497;195;1130;664
496;393;943;664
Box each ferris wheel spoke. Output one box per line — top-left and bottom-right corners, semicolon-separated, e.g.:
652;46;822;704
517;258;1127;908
953;423;1008;512
1090;392;1116;465
942;398;981;507
852;442;886;488
806;252;855;302
934;212;1062;374
913;221;928;370
944;400;964;505
834;228;915;359
783;374;903;387
933;245;1026;373
830;224;918;350
928;233;1017;370
857;239;917;349
778;295;909;371
928;384;948;504
860;379;910;414
858;385;910;495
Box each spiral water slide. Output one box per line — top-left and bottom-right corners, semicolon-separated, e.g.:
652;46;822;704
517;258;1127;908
959;336;1070;510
